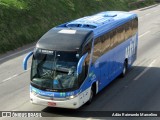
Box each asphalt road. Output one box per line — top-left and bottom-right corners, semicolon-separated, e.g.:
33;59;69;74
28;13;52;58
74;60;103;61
0;4;160;120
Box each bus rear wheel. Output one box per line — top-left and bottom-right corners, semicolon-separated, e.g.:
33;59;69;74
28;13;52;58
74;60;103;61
121;61;128;77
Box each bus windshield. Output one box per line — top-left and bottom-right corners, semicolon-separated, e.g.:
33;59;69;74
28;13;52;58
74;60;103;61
31;50;79;92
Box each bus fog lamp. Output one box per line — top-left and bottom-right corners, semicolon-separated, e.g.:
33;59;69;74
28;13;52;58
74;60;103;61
73;102;77;106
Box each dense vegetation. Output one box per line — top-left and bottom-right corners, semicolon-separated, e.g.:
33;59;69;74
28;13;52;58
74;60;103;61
0;0;156;54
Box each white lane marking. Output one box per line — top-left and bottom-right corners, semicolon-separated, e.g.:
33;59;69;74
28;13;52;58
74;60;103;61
145;13;151;16
1;68;31;83
134;60;156;80
139;31;150;38
0;46;34;61
2;74;19;82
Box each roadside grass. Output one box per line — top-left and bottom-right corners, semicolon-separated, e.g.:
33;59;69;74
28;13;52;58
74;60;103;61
0;0;27;9
0;0;156;54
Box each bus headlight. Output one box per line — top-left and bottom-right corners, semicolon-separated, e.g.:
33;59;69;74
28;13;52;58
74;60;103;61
31;90;38;96
69;95;75;99
66;94;79;99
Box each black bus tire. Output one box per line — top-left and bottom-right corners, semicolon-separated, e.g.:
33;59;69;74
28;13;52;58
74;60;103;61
86;86;95;105
121;61;128;77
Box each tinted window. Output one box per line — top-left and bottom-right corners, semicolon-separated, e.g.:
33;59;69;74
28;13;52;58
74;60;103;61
101;34;110;55
79;40;92;85
117;26;125;43
93;37;101;63
132;18;138;35
110;30;116;48
92;17;138;63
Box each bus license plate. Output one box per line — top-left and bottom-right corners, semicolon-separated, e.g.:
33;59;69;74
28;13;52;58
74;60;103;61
48;102;56;107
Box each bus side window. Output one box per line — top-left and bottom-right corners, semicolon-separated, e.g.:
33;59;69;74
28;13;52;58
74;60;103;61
125;20;133;39
117;26;125;43
113;29;119;47
78;58;88;85
132;18;138;35
129;20;133;37
125;22;130;40
110;30;116;48
93;37;101;63
101;33;110;54
79;40;92;85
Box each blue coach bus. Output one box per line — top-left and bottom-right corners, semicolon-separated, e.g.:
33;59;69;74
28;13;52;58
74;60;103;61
23;11;138;109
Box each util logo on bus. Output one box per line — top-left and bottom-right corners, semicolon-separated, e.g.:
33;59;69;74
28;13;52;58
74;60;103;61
125;35;137;59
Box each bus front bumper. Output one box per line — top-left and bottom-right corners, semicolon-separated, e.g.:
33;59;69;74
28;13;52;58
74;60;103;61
30;92;81;109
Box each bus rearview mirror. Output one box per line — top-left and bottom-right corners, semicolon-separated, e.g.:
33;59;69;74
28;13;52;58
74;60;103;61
23;51;33;70
77;53;88;75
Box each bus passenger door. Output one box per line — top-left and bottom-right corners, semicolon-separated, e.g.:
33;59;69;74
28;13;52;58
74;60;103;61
78;38;94;104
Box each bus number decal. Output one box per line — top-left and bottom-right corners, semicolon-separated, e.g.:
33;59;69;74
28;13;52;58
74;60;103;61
125;35;137;59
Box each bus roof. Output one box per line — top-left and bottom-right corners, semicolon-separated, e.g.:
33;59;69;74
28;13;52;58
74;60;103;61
36;11;137;51
57;11;137;37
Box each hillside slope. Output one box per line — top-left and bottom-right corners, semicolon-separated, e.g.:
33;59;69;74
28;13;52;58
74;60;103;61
0;0;155;54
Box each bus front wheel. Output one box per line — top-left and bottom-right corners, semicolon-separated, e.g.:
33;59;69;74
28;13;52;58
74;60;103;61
87;85;95;105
